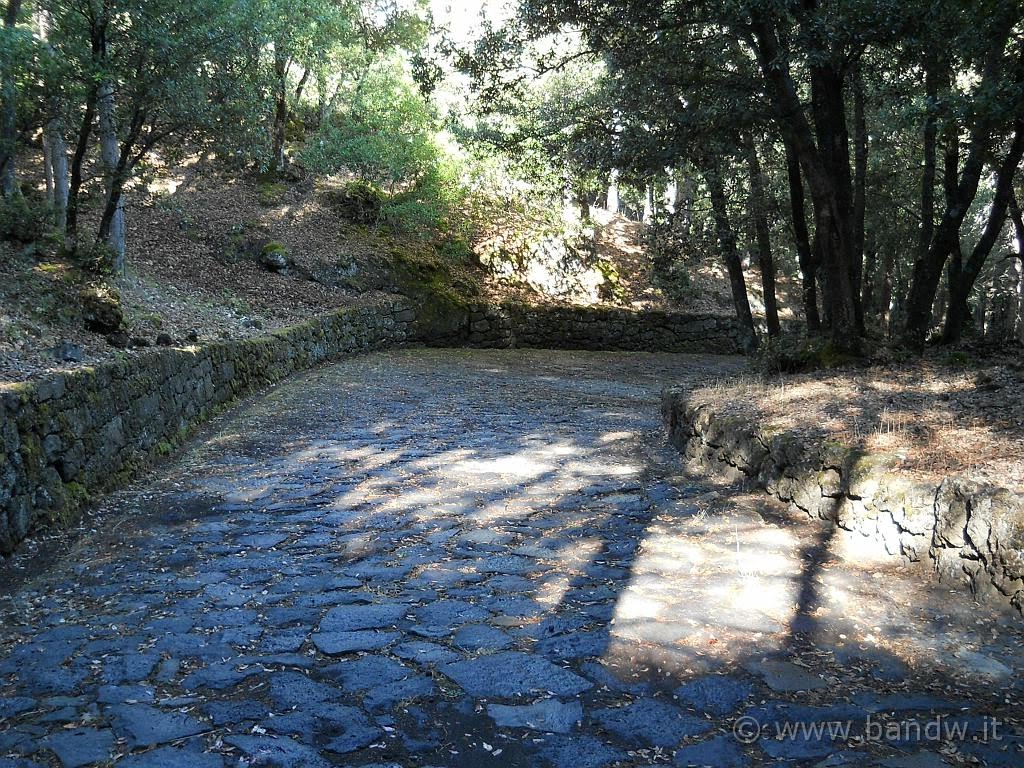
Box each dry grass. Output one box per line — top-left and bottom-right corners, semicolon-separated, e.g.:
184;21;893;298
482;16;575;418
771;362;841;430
694;355;1024;491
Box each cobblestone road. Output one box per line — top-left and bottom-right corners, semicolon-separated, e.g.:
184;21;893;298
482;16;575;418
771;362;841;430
1;350;1022;768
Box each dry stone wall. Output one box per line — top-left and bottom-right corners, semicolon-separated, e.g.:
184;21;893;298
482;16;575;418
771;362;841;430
463;302;741;353
662;389;1024;615
0;297;415;555
1;295;738;556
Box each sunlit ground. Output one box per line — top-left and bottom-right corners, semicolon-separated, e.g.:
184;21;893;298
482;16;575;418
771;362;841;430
6;348;1018;767
186;349;1018;691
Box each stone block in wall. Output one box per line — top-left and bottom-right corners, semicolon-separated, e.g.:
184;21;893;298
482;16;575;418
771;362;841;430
988;492;1024;587
933;480;971;555
767;432;810;477
898;529;928;562
35;375;66;403
875;511;904;557
818;468;843;497
870;475;935;534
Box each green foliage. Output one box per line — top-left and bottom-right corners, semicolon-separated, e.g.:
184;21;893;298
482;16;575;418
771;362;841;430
384;157;470;238
261;241;288;256
303;56;471;238
76;242;120;276
0;195;49;244
257;181;289;207
595;259;626;302
305;58;439;185
259;241;290;273
646;217;703;300
322;180;385;225
435;236;473;264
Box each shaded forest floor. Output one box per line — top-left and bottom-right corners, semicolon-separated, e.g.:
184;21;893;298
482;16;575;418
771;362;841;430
0;158;476;381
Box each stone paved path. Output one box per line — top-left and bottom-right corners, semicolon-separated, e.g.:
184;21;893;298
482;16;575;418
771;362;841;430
1;350;1022;768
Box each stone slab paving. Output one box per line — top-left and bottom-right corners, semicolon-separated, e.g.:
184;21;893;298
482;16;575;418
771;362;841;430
1;349;1022;768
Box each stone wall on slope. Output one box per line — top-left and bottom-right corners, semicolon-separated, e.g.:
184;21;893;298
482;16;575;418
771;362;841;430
662;389;1024;615
0;297;414;554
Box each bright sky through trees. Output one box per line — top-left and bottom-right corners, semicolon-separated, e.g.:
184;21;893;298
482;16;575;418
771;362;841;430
430;0;507;44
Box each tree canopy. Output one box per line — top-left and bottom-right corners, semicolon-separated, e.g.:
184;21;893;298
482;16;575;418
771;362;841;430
2;0;1023;355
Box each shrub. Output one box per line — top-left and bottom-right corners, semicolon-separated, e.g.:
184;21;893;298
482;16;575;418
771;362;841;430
321;180;385;225
0;194;49;243
754;334;863;374
257;180;288;207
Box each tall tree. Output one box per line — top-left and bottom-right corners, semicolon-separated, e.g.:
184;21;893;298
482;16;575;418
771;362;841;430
0;0;23;198
942;122;1024;343
51;0;265;266
746;134;781;337
703;158;758;353
901;8;1022;350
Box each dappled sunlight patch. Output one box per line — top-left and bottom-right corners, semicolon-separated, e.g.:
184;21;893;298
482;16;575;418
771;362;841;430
534;573;572;606
449;453;556;479
551;537;603;576
567;460;642;478
613;592;667;622
534;441;581;457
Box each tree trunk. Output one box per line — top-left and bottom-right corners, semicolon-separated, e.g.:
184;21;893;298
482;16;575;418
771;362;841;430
642;184;654;223
861;249;877;318
663;170;677;215
919;56;940;266
271;48;288;171
68;10;105;256
784;136;819;332
1014;202;1024;340
65;91;96;253
878;250;894;325
986;256;1017;343
933;268;950;333
810;62;861;338
1016;258;1024;343
851;67;868;332
606;170;620;213
294;67;310;102
975;279;988;333
901;25;1013;351
45;117;68;232
315;71;328;127
942;122;1024;343
0;0;23;198
576;189;590;222
903;129;1001;349
37;8;68;233
703;162;758;354
97;79;126;271
750;18;859;353
679;168;694;238
43;135;54;201
1010;191;1024;264
746;136;781;337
